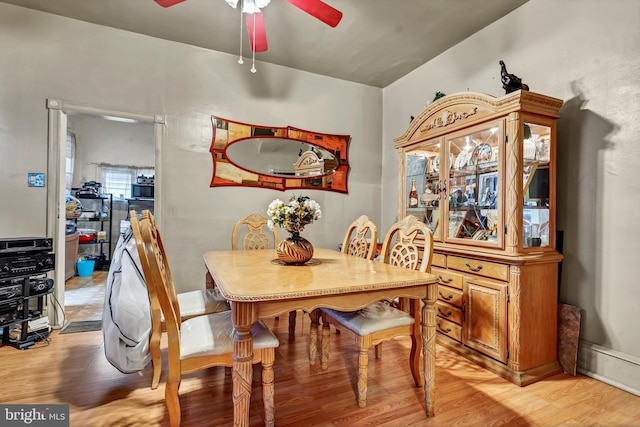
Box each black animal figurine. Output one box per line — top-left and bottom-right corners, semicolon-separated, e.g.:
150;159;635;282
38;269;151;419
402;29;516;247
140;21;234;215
499;60;529;94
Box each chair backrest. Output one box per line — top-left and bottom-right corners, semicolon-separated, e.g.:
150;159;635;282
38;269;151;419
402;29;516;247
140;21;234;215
379;215;434;273
139;210;184;356
129;210;162;330
341;215;378;260
232;213;279;250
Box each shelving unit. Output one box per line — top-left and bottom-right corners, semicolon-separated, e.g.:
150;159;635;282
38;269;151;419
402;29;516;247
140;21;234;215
75;193;113;268
0;274;54;349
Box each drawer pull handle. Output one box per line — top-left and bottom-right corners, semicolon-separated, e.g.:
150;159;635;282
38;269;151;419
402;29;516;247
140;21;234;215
437;307;452;317
438;291;453;300
465;262;483;272
438;275;453;283
437;322;452;333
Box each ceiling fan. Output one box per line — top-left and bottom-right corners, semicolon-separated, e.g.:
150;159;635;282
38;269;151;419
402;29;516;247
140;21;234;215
153;0;343;53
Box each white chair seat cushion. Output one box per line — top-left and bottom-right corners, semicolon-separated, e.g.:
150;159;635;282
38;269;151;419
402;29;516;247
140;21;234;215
180;310;279;360
172;289;230;320
321;301;415;336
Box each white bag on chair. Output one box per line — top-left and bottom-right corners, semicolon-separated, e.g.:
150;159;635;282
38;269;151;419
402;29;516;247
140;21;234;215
102;226;152;373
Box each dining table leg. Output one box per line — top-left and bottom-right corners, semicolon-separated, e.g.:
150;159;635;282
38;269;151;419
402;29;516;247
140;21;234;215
308;309;320;365
232;302;256;427
423;285;437;417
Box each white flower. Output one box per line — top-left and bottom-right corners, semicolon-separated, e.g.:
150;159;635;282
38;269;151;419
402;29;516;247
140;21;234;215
266;195;321;235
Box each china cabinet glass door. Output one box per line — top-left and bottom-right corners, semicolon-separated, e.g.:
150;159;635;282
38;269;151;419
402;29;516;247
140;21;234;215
404;139;442;239
522;121;552;248
445;121;503;246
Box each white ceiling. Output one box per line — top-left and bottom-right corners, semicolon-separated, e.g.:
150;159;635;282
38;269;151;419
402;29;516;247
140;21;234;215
1;0;528;87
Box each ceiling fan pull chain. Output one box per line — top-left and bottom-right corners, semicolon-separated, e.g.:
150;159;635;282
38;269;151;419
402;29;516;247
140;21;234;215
251;12;257;73
238;0;244;64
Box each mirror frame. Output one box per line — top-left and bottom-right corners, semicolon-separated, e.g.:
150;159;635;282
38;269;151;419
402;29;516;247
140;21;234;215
210;116;350;193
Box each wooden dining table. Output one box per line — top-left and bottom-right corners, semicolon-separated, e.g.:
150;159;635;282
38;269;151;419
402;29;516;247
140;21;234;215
203;247;439;427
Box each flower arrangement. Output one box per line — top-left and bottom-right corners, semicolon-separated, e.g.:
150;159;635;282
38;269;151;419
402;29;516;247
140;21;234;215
267;195;322;237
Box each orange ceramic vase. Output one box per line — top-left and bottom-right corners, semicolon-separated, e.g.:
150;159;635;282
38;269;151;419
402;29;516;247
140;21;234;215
277;235;314;265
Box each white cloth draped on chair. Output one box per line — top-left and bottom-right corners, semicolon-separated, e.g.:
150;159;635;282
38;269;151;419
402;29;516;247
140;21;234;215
102;227;152;374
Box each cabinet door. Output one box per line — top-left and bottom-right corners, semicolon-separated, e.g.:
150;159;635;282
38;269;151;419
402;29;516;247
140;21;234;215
462;278;508;363
521;119;555;250
402;138;443;240
445;120;504;248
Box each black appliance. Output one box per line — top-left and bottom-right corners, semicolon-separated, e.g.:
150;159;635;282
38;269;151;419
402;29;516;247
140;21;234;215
0;282;23;301
0;237;53;256
0;301;19;326
131;183;154;198
0;253;55;279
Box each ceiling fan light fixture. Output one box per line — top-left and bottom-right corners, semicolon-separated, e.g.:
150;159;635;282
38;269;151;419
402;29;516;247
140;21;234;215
228;0;270;14
154;0;341;74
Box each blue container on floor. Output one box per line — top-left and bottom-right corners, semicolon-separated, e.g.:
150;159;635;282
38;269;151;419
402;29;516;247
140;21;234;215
77;259;95;277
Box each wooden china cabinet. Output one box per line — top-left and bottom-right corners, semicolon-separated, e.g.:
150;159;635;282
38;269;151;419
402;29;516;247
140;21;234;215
395;90;563;386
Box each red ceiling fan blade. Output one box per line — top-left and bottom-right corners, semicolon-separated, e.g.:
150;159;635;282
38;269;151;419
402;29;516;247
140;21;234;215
285;0;343;27
154;0;187;7
246;12;268;52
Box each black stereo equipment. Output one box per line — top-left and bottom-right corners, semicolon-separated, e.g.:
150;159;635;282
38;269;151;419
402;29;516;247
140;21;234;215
29;278;54;295
0;300;19;325
0;237;53;257
0;283;23;301
0;253;55;279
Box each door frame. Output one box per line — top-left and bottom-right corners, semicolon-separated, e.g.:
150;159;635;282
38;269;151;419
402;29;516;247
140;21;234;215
46;99;165;328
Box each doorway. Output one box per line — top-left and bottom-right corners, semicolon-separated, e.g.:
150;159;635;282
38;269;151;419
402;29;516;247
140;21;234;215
46;99;165;328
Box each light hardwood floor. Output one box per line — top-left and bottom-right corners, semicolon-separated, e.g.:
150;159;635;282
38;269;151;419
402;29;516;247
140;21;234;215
1;272;639;426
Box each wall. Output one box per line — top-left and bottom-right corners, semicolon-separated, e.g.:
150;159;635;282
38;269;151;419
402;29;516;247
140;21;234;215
382;0;640;393
0;4;383;293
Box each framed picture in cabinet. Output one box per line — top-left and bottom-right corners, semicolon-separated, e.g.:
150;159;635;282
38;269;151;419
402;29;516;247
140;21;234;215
478;171;498;208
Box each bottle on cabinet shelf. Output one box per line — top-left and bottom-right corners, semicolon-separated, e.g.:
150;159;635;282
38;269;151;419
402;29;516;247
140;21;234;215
409;178;419;208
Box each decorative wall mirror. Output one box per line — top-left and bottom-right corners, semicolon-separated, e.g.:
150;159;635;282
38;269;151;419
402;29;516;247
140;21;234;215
210;117;350;193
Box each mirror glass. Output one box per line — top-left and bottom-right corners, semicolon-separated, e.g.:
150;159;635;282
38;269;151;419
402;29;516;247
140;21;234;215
210;117;350;193
225;137;339;178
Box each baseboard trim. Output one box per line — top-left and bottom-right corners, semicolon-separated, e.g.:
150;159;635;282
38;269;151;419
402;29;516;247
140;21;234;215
577;339;640;397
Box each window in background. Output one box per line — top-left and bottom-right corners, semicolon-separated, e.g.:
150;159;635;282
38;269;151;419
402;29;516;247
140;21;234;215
65;131;76;194
102;166;154;200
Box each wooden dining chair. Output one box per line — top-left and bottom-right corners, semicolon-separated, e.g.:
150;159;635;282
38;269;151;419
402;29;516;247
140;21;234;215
130;210;230;390
231;212;279;250
341;214;378;260
319;215;433;408
309;215;378;364
231;213;298;341
137;210;280;427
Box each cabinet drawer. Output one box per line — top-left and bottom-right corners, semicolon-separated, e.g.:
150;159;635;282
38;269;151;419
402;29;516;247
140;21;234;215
436;317;462;341
437;284;462;307
432;267;463;290
436;300;462;324
447;255;509;282
432;253;446;268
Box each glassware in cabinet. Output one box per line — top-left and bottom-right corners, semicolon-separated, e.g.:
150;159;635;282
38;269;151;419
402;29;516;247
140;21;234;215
404;141;441;238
